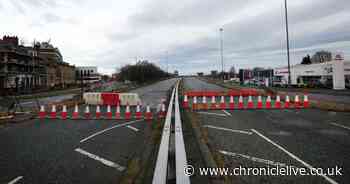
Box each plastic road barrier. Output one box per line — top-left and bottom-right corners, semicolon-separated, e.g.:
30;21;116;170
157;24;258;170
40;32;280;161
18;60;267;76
119;93;142;106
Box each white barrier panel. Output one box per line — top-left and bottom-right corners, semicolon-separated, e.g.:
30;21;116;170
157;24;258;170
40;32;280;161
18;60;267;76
83;92;103;105
119;93;141;106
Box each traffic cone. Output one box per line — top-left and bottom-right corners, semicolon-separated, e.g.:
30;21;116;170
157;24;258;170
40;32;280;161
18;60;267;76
303;95;309;108
202;96;208;110
135;103;142;119
192;96;198;110
96;105;101;119
145;105;152;121
294;95;301;108
50;105;57;119
115;105;121;119
284;95;290;108
125;103;131;120
247;96;254;109
183;95;189;108
85;105;90;118
210;96;217;110
229;96;235;110
238;96;244;109
159;102;166;118
72;104;79;119
106;105;112;119
220;96;226;110
39;105;46;119
275;95;281;109
265;96;271;109
61;105;67;119
257;96;263;109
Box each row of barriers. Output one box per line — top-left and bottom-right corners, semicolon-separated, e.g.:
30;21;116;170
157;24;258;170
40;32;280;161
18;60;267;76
182;93;309;110
83;92;141;106
38;103;166;121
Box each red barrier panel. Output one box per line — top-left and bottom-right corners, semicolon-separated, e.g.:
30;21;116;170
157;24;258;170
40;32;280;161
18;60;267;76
101;93;120;106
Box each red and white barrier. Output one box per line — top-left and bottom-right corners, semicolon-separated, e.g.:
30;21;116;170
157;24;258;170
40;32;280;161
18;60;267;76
61;105;67;119
50;105;57;119
39;105;46;119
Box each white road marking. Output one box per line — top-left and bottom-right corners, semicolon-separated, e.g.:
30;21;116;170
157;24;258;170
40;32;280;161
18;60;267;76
79;120;142;143
251;129;338;184
8;176;23;184
331;122;350;131
204;125;252;135
126;125;139;132
219;150;296;168
197;112;227;117
75;148;125;171
222;110;232;116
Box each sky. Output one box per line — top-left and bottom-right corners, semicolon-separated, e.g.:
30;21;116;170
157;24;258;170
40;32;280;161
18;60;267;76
1;0;350;75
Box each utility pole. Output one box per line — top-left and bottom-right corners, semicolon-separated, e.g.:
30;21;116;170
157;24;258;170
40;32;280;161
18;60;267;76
220;28;224;80
284;0;291;86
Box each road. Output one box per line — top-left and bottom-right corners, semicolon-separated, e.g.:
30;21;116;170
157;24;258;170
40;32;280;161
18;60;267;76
0;78;177;184
183;77;350;184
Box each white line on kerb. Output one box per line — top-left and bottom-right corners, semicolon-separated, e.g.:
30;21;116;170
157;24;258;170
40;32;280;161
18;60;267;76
8;176;23;184
126;125;139;132
75;148;125;171
204;125;252;135
197;112;227;117
251;129;338;184
80;120;142;143
331;122;350;131
222;110;232;116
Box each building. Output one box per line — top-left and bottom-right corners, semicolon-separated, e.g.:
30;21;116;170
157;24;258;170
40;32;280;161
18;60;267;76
75;66;101;83
274;57;350;89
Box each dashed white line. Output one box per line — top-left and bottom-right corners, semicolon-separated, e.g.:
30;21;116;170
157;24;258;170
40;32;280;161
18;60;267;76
251;129;338;184
197;112;227;117
204;125;252;135
331;122;350;131
222;110;232;116
75;148;125;171
79;119;142;143
126;125;139;132
219;150;296;168
8;176;23;184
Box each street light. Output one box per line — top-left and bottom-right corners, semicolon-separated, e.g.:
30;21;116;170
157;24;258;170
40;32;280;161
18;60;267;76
284;0;291;86
219;28;224;80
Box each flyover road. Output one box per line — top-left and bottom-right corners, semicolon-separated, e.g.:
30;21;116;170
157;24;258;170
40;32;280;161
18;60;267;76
183;77;350;184
0;78;177;184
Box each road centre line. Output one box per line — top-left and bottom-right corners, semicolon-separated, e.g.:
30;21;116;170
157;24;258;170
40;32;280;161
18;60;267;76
331;122;350;131
8;176;23;184
75;148;125;171
126;125;139;132
79;120;142;143
251;129;338;184
222;110;232;116
197;111;227;117
219;150;297;168
204;125;252;135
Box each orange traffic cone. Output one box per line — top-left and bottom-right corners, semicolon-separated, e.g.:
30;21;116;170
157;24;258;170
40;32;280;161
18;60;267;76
265;96;271;109
125;103;131;120
275;95;281;108
50;105;57;119
106;105;112;119
257;96;263;109
284;95;290;108
115;105;121;119
72;104;79;119
85;105;90;118
135;103;142;119
220;96;226;110
145;105;152;121
192;96;198;110
238;96;244;109
303;95;309;108
210;96;217;110
229;96;235;110
202;96;208;110
247;96;254;109
39;105;46;119
183;95;189;108
61;105;67;119
96;105;101;119
294;95;301;108
159;102;166;118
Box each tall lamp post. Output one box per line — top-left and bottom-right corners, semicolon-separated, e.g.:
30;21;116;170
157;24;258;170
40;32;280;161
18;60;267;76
219;28;224;80
284;0;291;86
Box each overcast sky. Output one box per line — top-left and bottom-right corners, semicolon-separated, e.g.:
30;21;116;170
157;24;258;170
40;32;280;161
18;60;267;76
1;0;350;75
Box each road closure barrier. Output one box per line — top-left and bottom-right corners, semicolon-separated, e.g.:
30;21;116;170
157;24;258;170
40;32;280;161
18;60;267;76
83;93;103;105
118;93;141;106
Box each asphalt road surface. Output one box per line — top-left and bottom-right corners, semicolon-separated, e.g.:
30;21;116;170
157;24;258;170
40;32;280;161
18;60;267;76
0;78;177;184
184;77;350;184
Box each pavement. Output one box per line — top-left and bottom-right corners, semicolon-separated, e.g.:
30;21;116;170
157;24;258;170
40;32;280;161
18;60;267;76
0;78;177;184
183;77;350;184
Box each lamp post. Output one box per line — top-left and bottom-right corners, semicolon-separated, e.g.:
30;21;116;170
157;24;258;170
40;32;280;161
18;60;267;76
284;0;291;86
219;28;224;80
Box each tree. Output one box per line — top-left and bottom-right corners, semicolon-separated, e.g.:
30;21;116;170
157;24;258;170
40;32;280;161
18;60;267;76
301;54;312;64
